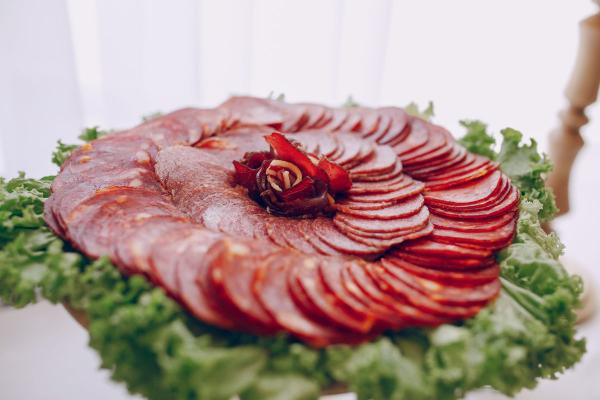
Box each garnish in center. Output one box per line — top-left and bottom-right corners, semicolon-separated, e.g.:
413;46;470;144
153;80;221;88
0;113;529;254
233;132;352;217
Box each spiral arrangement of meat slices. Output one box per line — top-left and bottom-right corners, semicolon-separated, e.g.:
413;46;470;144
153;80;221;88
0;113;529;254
44;96;518;346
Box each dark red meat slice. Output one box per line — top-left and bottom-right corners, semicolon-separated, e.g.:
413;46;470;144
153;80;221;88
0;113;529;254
292;259;376;333
349;145;397;177
392;118;430;156
432;218;517;249
375;107;410;145
279;219;319;254
254;252;354;346
352;160;403;183
380;259;501;306
364;111;391;140
175;232;233;329
322;108;350;131
430;184;519;220
343;180;425;204
114;216;190;274
218;96;304;131
384;256;500;285
407;145;467;179
425;170;503;206
430;212;516;233
310;218;383;255
65;187;183;258
347;261;446;325
318;258;382;328
336;195;424;220
148;225;201;296
206;240;278;332
346;174;412;196
341;222;433;248
390;251;495;270
341;107;380;135
295;103;328;130
401;124;449;164
365;263;483;319
399;238;492;259
427;176;511;213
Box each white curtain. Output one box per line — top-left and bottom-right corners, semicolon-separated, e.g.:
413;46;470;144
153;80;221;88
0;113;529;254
0;0;597;178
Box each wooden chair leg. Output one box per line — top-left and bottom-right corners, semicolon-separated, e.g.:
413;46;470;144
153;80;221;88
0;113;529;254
547;9;600;323
548;12;600;216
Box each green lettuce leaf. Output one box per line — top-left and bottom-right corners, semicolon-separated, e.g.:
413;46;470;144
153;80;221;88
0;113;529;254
458;120;496;160
405;102;435;121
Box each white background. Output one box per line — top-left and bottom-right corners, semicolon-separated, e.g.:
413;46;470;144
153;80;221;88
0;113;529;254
0;1;599;399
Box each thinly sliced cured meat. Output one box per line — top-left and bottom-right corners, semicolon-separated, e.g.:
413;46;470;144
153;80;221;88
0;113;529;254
175;232;233;329
391;251;495;270
346;174;411;195
342;222;434;249
430;212;516;233
149;225;202;296
342;181;425;205
351;160;403;183
310;218;383;255
292;259;376;333
432;218;517;249
254;252;355;346
45;96;521;346
392;118;430;156
206;240;278;332
425;170;503;206
385;256;500;285
347;262;446;325
430;184;519;220
375;107;410;145
380;259;501;306
349;145;397;177
336;195;424;220
399;238;492;259
365;263;483;319
341;107;380;135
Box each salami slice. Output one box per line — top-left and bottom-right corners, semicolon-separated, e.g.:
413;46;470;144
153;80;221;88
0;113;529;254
148;226;202;296
349;145;398;177
346;174;412;196
425;170;503;206
430;184;519;220
206;240;278;332
311;218;383;255
295;103;329;130
407;145;467;179
432;218;517;249
390;251;495;270
341;107;380;135
175;232;233;329
254;252;355;346
401;125;450;165
347;262;446;325
430;212;516;233
375;107;410;145
343;181;425;205
336;195;424;220
292;259;376;333
392;118;430;156
384;256;500;285
399;238;492;259
365;263;483;319
364;111;391;140
380;259;501;306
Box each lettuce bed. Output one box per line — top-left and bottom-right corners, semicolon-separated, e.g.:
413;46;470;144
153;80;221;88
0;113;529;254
0;119;585;400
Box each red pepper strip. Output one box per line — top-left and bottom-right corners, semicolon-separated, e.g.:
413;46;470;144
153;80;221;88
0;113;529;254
233;161;258;188
280;177;316;201
318;157;352;193
265;132;329;183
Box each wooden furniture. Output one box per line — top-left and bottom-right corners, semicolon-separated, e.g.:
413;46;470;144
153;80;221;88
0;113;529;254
548;3;600;322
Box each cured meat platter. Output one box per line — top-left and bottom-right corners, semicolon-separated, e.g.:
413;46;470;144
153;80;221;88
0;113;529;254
0;96;585;400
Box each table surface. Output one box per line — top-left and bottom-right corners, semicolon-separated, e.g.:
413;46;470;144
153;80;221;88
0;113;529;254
1;145;599;400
